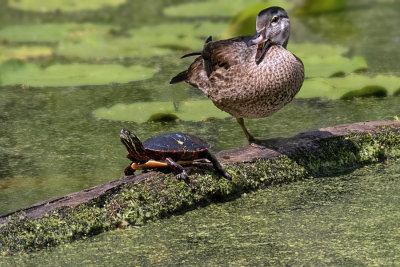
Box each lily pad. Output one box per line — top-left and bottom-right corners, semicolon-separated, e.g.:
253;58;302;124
303;56;367;78
56;22;228;59
0;60;158;87
295;0;348;15
8;0;126;12
288;43;349;58
0;45;52;62
0;23;116;43
93;100;230;123
288;43;367;78
164;0;267;18
297;74;400;99
341;86;387;100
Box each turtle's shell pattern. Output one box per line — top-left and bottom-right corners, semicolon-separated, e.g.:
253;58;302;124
143;133;209;153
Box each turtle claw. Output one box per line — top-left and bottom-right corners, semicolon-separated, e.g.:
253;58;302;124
176;170;188;180
223;172;232;180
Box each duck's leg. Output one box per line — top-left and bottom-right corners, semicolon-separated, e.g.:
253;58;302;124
236;117;255;142
204;151;232;180
166;157;188;179
236;118;266;149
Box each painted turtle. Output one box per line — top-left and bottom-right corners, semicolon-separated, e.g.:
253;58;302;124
120;129;231;180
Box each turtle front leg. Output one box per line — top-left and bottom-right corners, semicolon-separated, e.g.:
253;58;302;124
204;151;232;180
124;164;136;176
166;157;187;179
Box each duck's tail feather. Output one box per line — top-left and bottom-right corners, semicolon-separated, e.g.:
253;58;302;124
180;36;212;59
180;52;202;59
170;70;188;84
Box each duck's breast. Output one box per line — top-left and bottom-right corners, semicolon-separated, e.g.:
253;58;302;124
209;45;304;118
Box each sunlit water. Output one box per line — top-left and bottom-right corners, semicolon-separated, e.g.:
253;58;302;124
0;0;399;215
3;159;400;265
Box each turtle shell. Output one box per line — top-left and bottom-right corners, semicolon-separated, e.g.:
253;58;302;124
143;133;209;152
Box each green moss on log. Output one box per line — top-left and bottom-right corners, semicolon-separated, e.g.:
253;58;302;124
1;127;400;253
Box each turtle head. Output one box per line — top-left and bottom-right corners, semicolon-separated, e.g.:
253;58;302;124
120;129;148;162
247;6;290;64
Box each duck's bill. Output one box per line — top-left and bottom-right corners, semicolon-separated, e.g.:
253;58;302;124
255;39;271;64
247;30;271;64
247;30;264;47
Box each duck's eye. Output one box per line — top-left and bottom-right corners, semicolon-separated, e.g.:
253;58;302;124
271;16;279;23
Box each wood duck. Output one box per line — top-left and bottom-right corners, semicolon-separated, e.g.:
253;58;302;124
170;6;304;145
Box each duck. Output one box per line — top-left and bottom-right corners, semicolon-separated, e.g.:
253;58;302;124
170;6;304;145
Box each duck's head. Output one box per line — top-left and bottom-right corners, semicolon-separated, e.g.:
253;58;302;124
247;6;290;64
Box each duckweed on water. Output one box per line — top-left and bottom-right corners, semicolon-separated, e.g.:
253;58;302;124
1;128;400;253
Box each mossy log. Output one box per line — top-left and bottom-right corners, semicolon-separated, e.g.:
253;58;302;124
1;120;400;253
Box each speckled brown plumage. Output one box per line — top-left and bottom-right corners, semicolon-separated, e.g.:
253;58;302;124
170;6;305;143
184;36;304;119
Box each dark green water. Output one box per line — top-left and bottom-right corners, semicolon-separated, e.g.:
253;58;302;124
0;0;399;222
3;159;400;265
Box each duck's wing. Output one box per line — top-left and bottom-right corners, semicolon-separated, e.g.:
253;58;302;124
202;36;249;77
170;36;251;94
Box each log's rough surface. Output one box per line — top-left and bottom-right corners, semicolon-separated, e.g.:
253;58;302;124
1;120;399;226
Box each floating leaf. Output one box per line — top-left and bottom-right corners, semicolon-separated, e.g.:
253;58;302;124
56;22;228;59
93;100;230;123
297;74;400;99
0;21;227;60
303;56;367;78
288;43;368;78
163;0;267;18
0;23;116;43
0;45;52;62
341;86;387;100
288;43;349;58
0;60;158;87
295;0;348;15
8;0;126;12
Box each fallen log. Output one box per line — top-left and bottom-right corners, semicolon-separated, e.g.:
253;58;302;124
1;120;400;252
